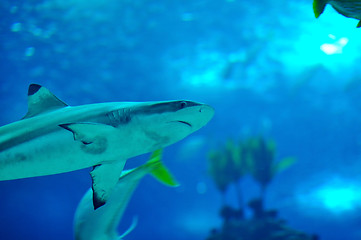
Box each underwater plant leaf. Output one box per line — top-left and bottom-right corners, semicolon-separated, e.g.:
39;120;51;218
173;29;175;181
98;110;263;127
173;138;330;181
247;137;276;188
227;139;240;163
272;157;296;176
226;139;249;180
267;139;276;156
208;150;233;192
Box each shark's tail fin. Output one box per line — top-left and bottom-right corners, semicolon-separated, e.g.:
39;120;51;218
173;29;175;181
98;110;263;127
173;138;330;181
146;149;179;187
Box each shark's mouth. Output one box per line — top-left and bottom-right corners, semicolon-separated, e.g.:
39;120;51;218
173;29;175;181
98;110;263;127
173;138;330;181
178;120;192;127
169;120;192;127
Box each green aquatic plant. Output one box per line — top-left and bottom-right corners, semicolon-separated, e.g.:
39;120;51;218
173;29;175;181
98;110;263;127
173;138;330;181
208;136;295;210
208;138;252;208
208;150;233;194
246;137;296;204
206;137;312;240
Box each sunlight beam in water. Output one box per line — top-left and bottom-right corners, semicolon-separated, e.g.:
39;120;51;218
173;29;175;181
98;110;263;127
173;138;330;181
316;185;360;212
278;4;361;77
297;177;361;216
320;35;349;55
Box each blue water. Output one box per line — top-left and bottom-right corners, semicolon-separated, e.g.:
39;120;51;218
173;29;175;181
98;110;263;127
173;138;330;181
1;0;361;239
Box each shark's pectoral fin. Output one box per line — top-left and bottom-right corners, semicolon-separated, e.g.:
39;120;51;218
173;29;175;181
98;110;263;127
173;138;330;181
61;122;123;209
90;160;125;210
60;122;115;145
60;123;116;154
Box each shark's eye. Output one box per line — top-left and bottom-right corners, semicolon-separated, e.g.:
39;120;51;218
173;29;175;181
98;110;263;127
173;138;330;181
180;101;187;109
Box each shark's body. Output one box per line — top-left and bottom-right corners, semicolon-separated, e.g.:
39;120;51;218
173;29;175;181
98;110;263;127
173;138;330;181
0;84;214;208
74;150;178;240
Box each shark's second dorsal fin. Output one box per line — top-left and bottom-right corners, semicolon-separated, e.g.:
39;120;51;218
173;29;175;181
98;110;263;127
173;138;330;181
23;84;68;119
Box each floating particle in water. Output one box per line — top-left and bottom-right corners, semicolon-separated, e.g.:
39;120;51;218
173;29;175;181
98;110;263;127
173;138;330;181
11;22;22;32
25;47;35;57
30;26;43;37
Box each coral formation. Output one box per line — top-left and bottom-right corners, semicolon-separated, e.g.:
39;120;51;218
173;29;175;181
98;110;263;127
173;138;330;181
207;205;319;240
206;137;318;240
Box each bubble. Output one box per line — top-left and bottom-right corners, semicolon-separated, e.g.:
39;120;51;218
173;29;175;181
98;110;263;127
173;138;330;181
25;47;35;57
11;22;22;32
31;27;42;37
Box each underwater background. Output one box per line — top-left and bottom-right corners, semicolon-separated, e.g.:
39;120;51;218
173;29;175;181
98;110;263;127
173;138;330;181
1;0;361;239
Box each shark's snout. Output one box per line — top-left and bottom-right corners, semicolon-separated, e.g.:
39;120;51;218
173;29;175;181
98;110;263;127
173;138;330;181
199;104;215;122
184;104;214;131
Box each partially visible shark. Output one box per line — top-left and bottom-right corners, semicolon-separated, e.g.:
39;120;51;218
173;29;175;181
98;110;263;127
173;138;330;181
0;84;214;209
74;149;178;240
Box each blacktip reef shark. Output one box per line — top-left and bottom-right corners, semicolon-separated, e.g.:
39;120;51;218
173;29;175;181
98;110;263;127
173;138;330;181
0;84;214;209
74;149;178;240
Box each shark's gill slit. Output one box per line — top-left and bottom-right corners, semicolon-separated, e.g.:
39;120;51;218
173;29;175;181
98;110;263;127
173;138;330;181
107;109;131;126
180;101;187;109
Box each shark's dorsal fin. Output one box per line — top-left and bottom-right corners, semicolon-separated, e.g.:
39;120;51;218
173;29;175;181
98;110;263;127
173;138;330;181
23;84;68;119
